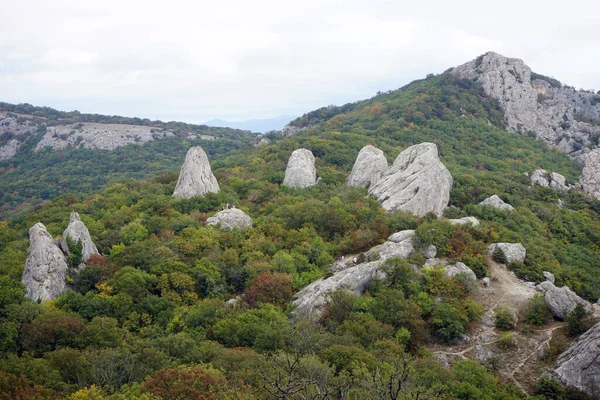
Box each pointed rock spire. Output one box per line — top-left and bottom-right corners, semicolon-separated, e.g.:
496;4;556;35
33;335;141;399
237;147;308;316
62;211;99;262
22;223;68;301
173;147;220;198
282;148;317;188
347;145;388;189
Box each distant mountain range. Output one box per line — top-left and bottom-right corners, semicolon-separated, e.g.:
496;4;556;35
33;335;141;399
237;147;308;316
205;115;297;133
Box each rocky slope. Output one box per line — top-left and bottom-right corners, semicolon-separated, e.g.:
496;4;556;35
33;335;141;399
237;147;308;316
452;52;600;198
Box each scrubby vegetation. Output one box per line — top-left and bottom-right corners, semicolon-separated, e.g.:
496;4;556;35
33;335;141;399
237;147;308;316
1;72;599;398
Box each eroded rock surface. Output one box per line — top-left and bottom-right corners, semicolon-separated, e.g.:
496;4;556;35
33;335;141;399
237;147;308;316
22;223;68;301
530;169;568;191
368;143;452;217
282;148;317;188
347;145;388;188
487;243;526;264
554;321;600;396
478;195;514;211
62;211;99;262
206;208;253;230
536;281;592;320
424;259;477;282
173;147;220;198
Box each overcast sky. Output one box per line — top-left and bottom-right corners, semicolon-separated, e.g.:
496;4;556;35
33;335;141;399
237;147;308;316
1;0;599;124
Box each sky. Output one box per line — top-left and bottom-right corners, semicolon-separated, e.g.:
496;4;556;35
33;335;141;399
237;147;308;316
1;0;599;124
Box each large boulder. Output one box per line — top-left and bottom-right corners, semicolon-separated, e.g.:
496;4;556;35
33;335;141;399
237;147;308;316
347;145;388;188
536;281;592;320
173;147;220;198
487;243;526;264
206;208;253;230
368;143;452;217
22;223;69;301
448;216;480;227
554;321;600;396
282;148;317;189
62;211;99;262
478;195;513;211
530;169;568;191
424;259;477;282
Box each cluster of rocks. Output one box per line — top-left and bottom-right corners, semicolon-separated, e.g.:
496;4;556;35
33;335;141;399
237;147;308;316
21;212;99;301
530;169;568;191
452;51;600;199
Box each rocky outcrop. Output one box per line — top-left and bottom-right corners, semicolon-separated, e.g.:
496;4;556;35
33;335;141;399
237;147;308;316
282;149;317;189
22;223;69;301
368;143;452;217
62;211;99;262
448;216;480;227
487;243;526;264
554;321;600;396
347;145;388;188
206;208;253;230
424;259;477;282
543;271;556;284
530;169;568;191
451;52;600;198
0;139;20;161
172;147;220;198
536;281;592;320
478;195;513;211
35;123;174;151
387;230;415;243
577;149;600;199
292;231;415;321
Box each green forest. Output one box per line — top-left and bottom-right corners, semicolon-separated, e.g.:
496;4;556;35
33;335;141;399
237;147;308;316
1;72;599;399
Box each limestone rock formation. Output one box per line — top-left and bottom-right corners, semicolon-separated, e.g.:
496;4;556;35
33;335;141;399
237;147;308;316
536;281;592;320
448;216;480;226
530;169;568;191
172;147;220;198
292;231;415;321
22;223;69;301
62;211;99;262
347;145;388;188
206;208;253;230
424;259;477;282
387;230;416;243
487;243;526;264
282;149;317;189
478;195;514;211
543;271;556;284
451;51;600;198
554;321;600;396
367;143;452;217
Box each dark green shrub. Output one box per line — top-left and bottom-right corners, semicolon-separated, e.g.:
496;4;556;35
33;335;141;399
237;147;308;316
494;307;516;331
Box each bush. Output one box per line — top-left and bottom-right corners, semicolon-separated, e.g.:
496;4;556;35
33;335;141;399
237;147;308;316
497;332;515;349
524;293;552;326
491;247;507;264
494;307;516;331
567;303;590;337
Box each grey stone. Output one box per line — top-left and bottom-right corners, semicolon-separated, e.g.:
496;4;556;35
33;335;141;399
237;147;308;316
173;147;220;198
206;208;253;230
378;238;416;261
444;262;476;282
22;223;69;301
368;143;452;217
478;195;514;211
387;230;415;243
482;277;491;287
347;145;388;188
473;344;492;362
0;139;20;161
536;281;592;320
554;321;600;396
448;216;480;227
543;271;556;284
282;148;317;189
487;243;526;264
62;211;99;262
577;149;600;199
437;353;450;369
422;245;437;259
530;169;568;191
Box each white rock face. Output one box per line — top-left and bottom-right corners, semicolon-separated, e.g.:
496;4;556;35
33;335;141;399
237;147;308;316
173;147;220;198
530;169;568;191
554;321;600;396
536;281;592;321
577;149;600;199
368;143;453;217
347;145;388;188
292;232;415;321
206;208;253;230
487;243;526;264
62;211;99;262
478;195;514;211
448;216;480;226
282;148;317;188
0;139;20;161
22;223;69;301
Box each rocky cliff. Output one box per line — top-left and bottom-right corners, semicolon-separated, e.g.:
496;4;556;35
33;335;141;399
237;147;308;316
367;143;452;217
22;223;69;301
62;211;99;262
172;147;220;198
282;148;318;188
452;52;600;198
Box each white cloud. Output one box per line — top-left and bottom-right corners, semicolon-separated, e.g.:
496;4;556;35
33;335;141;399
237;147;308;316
1;0;599;122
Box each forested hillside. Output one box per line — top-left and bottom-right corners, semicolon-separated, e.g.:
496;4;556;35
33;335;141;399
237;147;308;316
1;71;600;399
